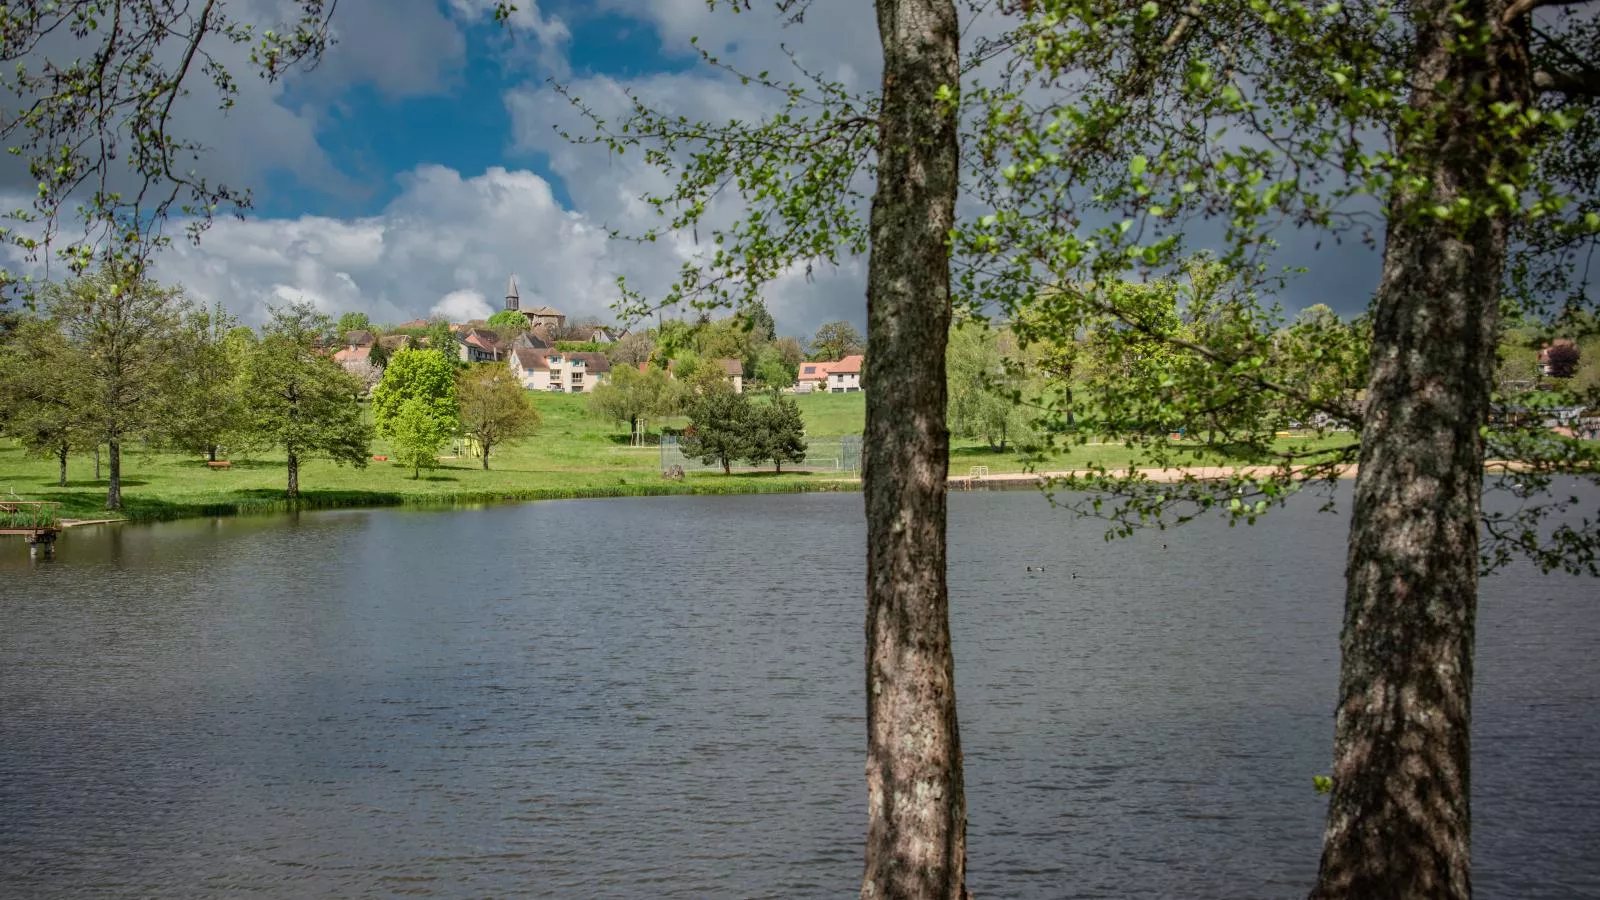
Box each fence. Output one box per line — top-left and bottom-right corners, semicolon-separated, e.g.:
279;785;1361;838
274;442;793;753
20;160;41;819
661;434;862;473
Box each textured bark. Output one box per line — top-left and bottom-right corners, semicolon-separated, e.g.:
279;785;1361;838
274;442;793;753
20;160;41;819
286;450;300;499
1312;5;1530;898
861;1;965;898
105;437;122;510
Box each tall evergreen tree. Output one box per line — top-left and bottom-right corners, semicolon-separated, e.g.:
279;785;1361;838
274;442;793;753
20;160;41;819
746;395;808;472
681;390;755;475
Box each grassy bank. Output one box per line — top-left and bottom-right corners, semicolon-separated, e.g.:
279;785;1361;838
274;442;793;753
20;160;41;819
0;392;1350;524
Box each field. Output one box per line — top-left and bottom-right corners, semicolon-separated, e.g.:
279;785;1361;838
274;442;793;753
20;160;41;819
0;391;1352;524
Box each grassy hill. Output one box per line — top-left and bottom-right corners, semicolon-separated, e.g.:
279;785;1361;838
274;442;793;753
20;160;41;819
0;390;1346;524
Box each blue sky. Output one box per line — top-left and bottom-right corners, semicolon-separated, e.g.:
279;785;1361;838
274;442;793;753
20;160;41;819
259;7;702;220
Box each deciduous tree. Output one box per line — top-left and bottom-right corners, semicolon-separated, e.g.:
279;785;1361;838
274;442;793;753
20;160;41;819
372;349;460;438
42;266;190;509
165;302;248;462
810;320;864;361
242;303;371;497
337;312;374;340
458;366;540;469
389;397;451;479
959;1;1600;895
587;364;683;442
946;320;1037;451
0;316;90;485
608;331;656;368
487;309;528;332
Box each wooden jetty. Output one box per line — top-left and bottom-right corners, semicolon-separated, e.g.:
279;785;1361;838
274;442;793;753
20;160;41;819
1;500;63;556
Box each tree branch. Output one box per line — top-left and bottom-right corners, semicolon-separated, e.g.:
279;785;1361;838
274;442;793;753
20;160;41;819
1502;0;1593;27
1533;66;1600;96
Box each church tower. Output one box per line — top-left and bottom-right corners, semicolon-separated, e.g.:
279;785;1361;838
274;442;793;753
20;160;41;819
505;275;521;311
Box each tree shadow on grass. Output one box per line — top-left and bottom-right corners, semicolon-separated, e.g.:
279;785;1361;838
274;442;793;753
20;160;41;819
950;445;1017;458
48;479;149;488
707;469;823;479
193;458;280;471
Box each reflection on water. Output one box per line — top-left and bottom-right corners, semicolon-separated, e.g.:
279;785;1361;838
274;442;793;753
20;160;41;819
2;489;1597;898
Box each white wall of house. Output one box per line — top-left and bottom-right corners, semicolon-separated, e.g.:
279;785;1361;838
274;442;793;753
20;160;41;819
828;372;861;392
507;353;607;392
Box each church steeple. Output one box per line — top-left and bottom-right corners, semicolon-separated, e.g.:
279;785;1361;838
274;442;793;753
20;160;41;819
505;275;521;311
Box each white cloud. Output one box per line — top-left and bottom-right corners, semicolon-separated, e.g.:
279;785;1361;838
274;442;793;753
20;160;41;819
432;289;495;321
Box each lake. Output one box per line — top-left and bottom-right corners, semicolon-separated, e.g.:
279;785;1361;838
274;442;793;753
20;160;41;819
2;488;1597;898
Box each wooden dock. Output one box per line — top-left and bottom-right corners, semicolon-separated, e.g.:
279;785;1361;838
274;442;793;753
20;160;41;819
1;501;62;555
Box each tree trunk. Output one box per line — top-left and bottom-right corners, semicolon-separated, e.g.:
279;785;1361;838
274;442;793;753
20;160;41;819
94;445;101;481
286;450;300;499
482;443;491;470
105;437;122;510
209;444;218;463
723;458;731;475
861;1;965;898
1311;7;1529;899
57;445;68;487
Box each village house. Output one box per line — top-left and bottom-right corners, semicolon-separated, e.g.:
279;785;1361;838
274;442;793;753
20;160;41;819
719;358;744;394
504;275;567;331
456;327;511;364
332;344;371;368
509;347;611;393
826;355;864;392
342;329;376;348
795;360;831;393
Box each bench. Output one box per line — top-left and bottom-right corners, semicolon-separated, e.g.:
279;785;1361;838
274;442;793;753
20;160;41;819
206;460;232;469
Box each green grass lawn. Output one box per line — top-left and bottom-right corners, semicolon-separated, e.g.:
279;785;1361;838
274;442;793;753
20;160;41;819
0;390;1354;524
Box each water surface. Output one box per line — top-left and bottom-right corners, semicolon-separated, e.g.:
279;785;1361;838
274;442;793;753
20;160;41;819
2;489;1596;897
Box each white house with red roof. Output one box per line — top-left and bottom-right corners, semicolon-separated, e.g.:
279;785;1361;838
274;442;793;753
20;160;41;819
795;360;832;393
825;354;864;392
509;347;611;393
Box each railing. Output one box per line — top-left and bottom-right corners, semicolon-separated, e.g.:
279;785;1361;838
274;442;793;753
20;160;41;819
0;500;62;530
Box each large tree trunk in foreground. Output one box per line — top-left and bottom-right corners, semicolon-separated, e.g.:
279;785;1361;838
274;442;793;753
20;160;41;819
861;1;965;898
286;450;300;499
105;437;122;510
1312;7;1528;898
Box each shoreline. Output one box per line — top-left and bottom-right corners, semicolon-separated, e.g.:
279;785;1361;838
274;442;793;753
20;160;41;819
28;460;1583;532
38;464;1370;531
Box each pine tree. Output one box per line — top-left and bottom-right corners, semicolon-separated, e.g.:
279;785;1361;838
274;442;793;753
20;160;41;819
747;395;808;473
